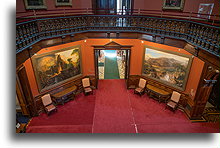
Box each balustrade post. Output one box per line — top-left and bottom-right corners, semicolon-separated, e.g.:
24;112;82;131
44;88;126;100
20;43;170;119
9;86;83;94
138;8;140;15
189;12;192;20
86;8;89;14
212;15;215;25
160;11;163;18
33;10;36;19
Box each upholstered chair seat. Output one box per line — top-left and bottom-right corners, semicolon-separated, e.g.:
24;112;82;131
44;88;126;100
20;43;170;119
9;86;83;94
135;87;143;93
82;78;93;95
167;101;176;108
165;91;181;112
84;87;92;93
134;78;147;96
41;94;57;115
46;104;57;112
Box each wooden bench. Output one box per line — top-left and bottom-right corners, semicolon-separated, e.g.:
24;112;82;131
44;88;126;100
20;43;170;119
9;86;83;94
145;84;171;103
52;85;77;105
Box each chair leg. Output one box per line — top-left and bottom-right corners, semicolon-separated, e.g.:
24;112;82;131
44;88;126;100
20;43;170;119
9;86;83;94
140;92;143;97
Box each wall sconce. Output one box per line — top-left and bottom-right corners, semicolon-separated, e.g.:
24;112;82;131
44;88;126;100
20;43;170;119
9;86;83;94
84;40;87;42
141;41;144;43
110;39;112;42
178;49;181;51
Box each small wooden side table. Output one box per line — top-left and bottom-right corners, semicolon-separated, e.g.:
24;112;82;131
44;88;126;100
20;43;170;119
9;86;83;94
52;85;77;105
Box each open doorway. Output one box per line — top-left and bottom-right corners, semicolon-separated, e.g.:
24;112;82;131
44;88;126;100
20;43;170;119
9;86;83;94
98;50;126;79
93;41;132;84
116;0;132;15
93;0;133;15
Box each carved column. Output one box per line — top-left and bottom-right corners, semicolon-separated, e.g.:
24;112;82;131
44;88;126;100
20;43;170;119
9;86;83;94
188;63;219;120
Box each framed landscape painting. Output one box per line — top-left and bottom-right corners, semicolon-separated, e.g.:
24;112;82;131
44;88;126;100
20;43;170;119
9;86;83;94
32;45;82;92
142;45;193;91
162;0;185;10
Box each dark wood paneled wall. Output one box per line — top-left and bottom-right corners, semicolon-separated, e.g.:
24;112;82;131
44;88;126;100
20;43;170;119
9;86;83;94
186;63;219;120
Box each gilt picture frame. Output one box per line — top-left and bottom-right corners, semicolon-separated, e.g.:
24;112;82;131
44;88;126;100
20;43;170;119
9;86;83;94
55;0;72;6
24;0;47;9
32;45;82;92
162;0;185;10
142;45;193;91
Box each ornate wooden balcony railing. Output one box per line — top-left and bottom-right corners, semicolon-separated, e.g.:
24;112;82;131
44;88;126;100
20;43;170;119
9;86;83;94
16;15;219;57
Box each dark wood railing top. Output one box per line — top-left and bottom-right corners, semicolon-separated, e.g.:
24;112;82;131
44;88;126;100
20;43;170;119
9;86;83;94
16;8;220;26
16;9;220;58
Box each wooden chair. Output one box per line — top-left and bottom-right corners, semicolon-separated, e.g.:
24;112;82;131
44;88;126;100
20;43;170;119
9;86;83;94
165;91;181;112
41;94;57;115
82;78;93;95
134;78;147;96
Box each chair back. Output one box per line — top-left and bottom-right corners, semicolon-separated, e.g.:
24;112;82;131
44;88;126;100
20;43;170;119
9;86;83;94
41;94;52;106
170;91;181;103
138;78;146;89
82;78;90;88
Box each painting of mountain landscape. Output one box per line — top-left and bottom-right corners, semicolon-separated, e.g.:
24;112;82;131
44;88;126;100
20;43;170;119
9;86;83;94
142;46;192;90
32;46;82;92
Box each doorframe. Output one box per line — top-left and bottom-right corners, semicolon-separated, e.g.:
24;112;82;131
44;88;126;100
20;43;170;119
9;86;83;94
16;64;37;117
92;41;132;88
92;0;134;14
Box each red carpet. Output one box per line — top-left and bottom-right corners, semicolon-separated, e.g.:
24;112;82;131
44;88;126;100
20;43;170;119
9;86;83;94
26;79;219;133
26;93;95;133
92;79;136;133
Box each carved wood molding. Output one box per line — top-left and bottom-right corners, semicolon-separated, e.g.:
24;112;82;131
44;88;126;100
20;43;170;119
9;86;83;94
187;63;219;119
184;43;220;68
